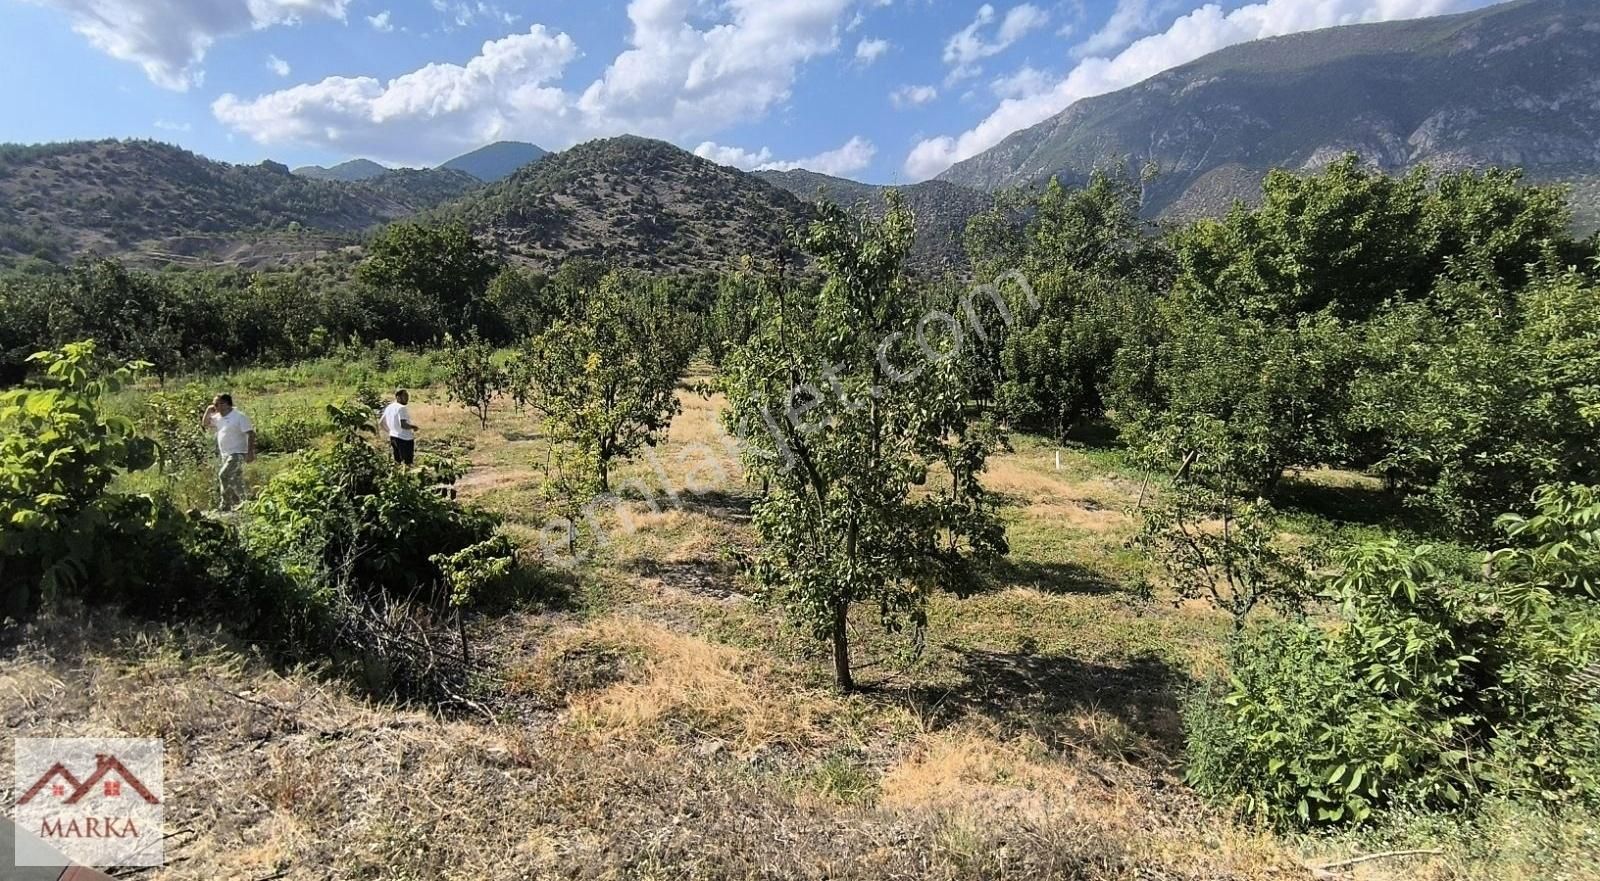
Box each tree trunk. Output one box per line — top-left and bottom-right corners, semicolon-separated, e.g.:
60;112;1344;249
831;601;853;691
597;456;610;493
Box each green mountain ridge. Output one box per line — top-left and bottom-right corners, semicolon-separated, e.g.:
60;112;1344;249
937;0;1600;231
0;140;488;269
433;135;813;271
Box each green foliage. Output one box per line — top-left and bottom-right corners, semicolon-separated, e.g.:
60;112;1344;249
140;385;211;474
514;270;696;491
1187;488;1600;829
964;170;1171;438
441;330;508;429
721;194;1008;689
357;222;504;339
1351;270;1600;535
537;435;602;554
431;535;516;609
326;400;379;442
0;341;156;615
254;406;328;454
1492;484;1600;603
246;438;499;603
1113;157;1587;508
1136;479;1310;632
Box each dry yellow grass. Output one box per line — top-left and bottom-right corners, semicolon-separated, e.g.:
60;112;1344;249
523;618;852;751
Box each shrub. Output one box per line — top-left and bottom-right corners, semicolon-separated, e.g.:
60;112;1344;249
245;438;503;604
254;407;328;454
140;386;211;474
1186;489;1600;828
0;342;156;616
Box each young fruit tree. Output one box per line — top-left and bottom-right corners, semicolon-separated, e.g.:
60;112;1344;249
721;195;1008;690
513;270;696;493
442;329;507;429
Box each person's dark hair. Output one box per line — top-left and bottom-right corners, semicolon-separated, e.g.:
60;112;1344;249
217;393;234;406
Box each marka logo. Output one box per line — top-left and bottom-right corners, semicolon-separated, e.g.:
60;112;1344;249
17;754;161;807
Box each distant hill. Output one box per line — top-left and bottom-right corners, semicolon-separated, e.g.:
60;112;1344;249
293;158;390;182
938;0;1600;231
359;167;483;208
434;136;812;271
0;140;445;268
754;169;991;268
439;141;548;182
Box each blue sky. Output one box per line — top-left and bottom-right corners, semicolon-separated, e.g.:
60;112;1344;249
1;0;1501;183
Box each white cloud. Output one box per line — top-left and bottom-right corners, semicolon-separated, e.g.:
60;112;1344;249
1074;0;1167;58
367;10;393;31
214;26;579;162
574;0;854;141
890;84;939;108
214;0;862;165
266;54;291;77
696;135;876;177
906;0;1503;180
943;3;1049;82
694;142;774;168
29;0;348;91
152;119;191;132
855;37;891;64
989;65;1051;100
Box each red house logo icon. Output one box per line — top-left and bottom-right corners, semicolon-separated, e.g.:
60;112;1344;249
17;755;161;807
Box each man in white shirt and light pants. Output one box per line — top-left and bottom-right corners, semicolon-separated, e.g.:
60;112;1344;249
200;393;256;512
382;389;419;465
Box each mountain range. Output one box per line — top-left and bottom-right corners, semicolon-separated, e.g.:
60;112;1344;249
938;0;1600;231
0;0;1595;272
293;141;548;184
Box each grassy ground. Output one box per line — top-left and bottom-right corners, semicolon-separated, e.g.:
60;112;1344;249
4;354;1591;880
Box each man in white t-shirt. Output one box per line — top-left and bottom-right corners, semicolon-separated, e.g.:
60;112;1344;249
199;393;255;511
381;389;420;465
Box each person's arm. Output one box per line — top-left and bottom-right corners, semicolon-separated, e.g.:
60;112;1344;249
200;405;217;432
400;406;419;432
246;430;257;463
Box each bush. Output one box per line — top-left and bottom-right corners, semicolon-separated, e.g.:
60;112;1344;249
1186;490;1600;829
254;407;328;454
245;438;503;604
0;342;156;617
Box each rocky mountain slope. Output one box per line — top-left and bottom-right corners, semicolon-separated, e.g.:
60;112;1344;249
755;169;992;268
938;0;1600;229
440;141;548;182
435;136;813;271
0;140;488;268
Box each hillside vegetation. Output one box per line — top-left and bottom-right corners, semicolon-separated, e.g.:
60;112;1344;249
0;140;476;268
436;136;814;271
756;169;992;269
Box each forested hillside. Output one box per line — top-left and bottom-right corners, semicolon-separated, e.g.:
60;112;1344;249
939;0;1600;229
435;136;814;271
0;140;474;268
